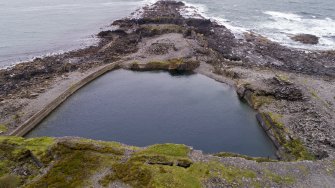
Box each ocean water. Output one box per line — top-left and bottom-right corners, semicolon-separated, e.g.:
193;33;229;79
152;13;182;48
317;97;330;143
1;0;334;67
183;0;335;50
0;0;148;67
27;70;277;157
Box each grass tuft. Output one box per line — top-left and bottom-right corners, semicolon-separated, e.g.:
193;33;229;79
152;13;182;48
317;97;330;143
0;175;20;188
138;144;190;157
215;152;277;163
284;139;315;161
0;124;7;133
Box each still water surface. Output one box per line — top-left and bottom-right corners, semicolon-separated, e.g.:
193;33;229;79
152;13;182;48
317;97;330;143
27;70;276;157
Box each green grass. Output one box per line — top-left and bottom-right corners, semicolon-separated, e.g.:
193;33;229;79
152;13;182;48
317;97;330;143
260;113;287;145
146;61;171;69
259;113;315;161
276;74;290;83
26;150;104;188
264;170;295;185
140;24;184;35
196;162;257;185
284;139;315;161
0;136;54;159
143;59;200;71
12;114;20;122
24;137;55;157
97;142;267;187
99;160;153;187
0;175;20;188
74;138;133;155
130;61;140;69
99;144;193;187
309;88;319;99
308;88;332;108
0;124;7;133
137;144;190;157
268;113;284;130
214;152;277;163
150;165;203;188
0;137;307;187
145;59;184;70
100;159;260;188
0;160;11;177
0;136;56;186
251;95;274;109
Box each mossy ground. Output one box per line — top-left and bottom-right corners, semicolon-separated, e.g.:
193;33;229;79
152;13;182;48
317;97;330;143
138;144;190;157
276;74;291;83
284;139;315;161
0;124;7;133
250;95;274;109
145;59;184;70
99;156;267;188
130;58;199;71
0;136;324;187
214;152;277;163
263;169;295;185
308;87;332;108
268;113;284;130
0;136;54;161
0;136;55;186
0;175;20;188
26;150;108;188
140;24;184;36
260;113;315;161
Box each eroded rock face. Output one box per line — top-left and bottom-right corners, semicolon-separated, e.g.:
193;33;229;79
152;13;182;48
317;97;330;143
273;86;303;101
97;29;127;38
269;77;304;101
291;34;319;45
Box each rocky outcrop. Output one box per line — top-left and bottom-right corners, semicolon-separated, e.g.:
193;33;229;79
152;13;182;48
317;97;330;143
269;77;304;101
130;59;200;71
291;34;319;45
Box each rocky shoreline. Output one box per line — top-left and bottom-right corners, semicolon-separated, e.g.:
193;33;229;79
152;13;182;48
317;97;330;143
0;1;335;187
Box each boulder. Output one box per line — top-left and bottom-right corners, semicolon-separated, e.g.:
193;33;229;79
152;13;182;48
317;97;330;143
290;34;319;45
274;85;303;101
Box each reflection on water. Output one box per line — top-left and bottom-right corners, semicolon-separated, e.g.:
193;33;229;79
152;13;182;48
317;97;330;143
27;70;276;157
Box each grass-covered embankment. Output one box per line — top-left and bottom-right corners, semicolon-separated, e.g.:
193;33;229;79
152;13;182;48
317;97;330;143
1;136;334;187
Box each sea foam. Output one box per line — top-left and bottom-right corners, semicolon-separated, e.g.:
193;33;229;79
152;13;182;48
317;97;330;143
262;11;335;50
180;1;335;50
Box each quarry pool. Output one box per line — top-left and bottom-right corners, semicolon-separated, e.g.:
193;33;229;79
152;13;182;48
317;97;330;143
27;69;276;157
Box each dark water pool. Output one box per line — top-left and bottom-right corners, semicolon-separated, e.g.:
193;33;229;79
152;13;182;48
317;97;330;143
27;69;276;157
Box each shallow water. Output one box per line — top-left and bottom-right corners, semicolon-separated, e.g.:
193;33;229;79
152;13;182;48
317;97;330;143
27;70;276;157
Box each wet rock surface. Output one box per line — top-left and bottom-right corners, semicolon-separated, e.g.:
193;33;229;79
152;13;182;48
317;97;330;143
291;34;319;45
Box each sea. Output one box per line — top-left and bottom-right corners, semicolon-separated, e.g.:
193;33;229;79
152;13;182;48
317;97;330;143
0;0;334;68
